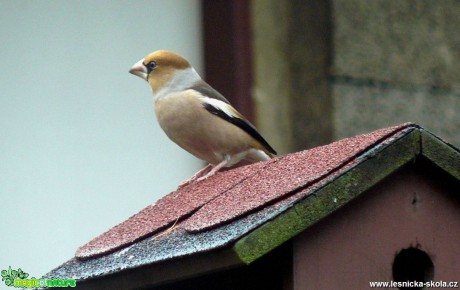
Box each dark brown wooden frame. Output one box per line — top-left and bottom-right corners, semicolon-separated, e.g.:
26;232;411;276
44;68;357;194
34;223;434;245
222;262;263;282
202;0;254;121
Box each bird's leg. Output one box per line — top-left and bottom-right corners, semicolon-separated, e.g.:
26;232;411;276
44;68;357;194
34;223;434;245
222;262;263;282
178;164;213;188
196;159;229;182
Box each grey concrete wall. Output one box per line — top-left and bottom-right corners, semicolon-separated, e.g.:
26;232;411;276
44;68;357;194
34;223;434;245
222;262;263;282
252;0;333;154
332;0;460;146
252;0;292;154
252;0;460;151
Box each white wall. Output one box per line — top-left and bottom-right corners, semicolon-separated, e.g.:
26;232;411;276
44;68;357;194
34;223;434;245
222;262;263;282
0;0;202;277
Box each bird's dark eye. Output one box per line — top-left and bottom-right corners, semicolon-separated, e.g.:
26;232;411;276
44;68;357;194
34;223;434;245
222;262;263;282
146;61;157;72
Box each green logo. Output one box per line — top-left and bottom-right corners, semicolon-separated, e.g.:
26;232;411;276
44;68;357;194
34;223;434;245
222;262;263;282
1;267;28;286
1;266;76;288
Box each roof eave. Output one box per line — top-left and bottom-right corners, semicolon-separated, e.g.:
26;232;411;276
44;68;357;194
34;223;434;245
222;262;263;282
62;247;244;289
42;125;460;287
233;128;460;264
421;130;460;180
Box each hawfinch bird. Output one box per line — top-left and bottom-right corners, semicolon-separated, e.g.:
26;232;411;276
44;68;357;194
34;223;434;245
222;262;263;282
129;50;276;185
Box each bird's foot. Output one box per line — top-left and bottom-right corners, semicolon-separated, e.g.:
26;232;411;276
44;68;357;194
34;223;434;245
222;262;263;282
177;159;229;189
194;159;228;183
178;164;213;189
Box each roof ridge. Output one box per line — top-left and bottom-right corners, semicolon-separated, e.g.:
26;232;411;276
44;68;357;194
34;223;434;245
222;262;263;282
75;123;418;260
182;123;416;233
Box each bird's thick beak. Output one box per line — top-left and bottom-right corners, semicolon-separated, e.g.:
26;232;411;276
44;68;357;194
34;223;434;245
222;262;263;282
129;58;148;81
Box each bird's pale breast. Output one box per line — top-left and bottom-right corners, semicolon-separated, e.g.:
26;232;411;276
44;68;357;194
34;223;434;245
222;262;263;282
154;90;256;165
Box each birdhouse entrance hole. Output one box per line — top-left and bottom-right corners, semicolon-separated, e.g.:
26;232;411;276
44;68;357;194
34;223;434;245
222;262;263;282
392;247;434;289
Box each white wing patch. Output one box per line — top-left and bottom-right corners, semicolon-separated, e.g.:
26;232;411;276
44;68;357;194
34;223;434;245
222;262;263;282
202;97;238;119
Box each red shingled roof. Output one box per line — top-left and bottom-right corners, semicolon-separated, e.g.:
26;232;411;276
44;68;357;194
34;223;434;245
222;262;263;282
76;123;412;260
